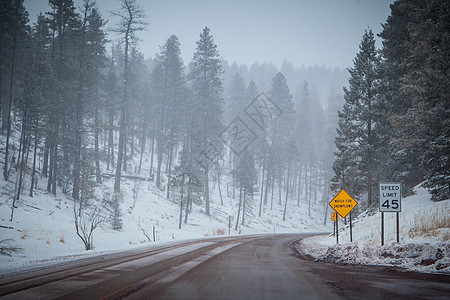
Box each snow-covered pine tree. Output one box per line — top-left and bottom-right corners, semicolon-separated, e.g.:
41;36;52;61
378;0;425;195
189;27;223;216
2;0;29;181
379;0;449;200
332;29;387;206
111;0;147;193
393;0;449;201
151;35;186;193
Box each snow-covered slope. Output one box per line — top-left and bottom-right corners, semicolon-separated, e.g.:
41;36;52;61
295;186;450;274
0;169;330;271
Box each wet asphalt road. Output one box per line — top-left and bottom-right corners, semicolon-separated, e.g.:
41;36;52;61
130;234;450;300
1;234;449;299
131;234;337;300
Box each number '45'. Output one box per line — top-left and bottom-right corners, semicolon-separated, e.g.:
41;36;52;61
382;200;398;209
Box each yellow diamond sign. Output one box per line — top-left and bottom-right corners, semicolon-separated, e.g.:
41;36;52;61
329;189;358;218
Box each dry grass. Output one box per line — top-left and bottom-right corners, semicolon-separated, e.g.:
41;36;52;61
409;202;450;239
204;228;227;237
59;236;65;243
213;228;227;236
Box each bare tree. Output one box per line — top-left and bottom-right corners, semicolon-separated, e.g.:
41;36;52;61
73;205;105;250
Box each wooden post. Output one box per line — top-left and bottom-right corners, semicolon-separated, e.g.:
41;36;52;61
381;212;384;246
228;216;231;235
333;220;336;236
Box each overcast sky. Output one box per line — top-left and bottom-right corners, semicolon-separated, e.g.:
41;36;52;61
24;0;394;69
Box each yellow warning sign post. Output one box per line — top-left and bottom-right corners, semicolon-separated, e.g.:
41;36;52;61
329;189;358;245
331;211;339;221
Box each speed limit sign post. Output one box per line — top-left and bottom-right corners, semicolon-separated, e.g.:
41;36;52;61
379;183;401;245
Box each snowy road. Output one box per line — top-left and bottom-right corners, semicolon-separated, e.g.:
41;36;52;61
0;234;449;299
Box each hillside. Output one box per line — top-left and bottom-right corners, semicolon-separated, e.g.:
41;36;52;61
0;153;330;271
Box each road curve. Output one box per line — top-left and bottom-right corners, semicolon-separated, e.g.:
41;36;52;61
1;234;449;299
130;234;337;300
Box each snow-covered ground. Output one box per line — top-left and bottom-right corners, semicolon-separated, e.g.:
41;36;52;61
295;186;450;274
0;168;330;272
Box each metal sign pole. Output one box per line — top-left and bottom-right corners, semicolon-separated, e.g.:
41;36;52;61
336;217;339;245
350;211;353;242
381;212;384;246
396;212;399;243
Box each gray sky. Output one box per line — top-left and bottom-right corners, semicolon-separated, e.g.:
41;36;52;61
24;0;394;68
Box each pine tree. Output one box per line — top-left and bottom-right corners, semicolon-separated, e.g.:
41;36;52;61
382;0;449;200
86;6;107;184
43;0;79;196
269;72;295;203
2;0;29;181
28;13;52;197
111;0;147;193
379;0;425;194
151;35;186;192
332;29;387;206
189;27;223;215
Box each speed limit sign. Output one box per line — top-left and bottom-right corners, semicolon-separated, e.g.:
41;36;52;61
379;183;401;212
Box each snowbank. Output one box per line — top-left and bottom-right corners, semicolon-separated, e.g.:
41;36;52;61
295;186;450;274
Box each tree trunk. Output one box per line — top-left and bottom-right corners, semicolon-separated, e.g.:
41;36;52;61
241;187;246;226
149;134;155;177
270;178;274;210
278;177;282;206
204;164;210;215
114;110;125;193
107;109;114;170
16;130;28;203
3;24;18;181
264;169;270;206
216;159;223;205
283;167;290;221
322;181;330;226
235;182;242;231
94;89;101;183
156;145;162;188
130;119;134;163
178;174;185;229
308;169;311;217
42;136;49;176
114;25;130;193
30;132;38;197
138;129;146;174
47;137;53;193
166;138;174;199
259;166;265;217
123;128;128;172
51;135;58;196
15;116;28;207
184;182;191;224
